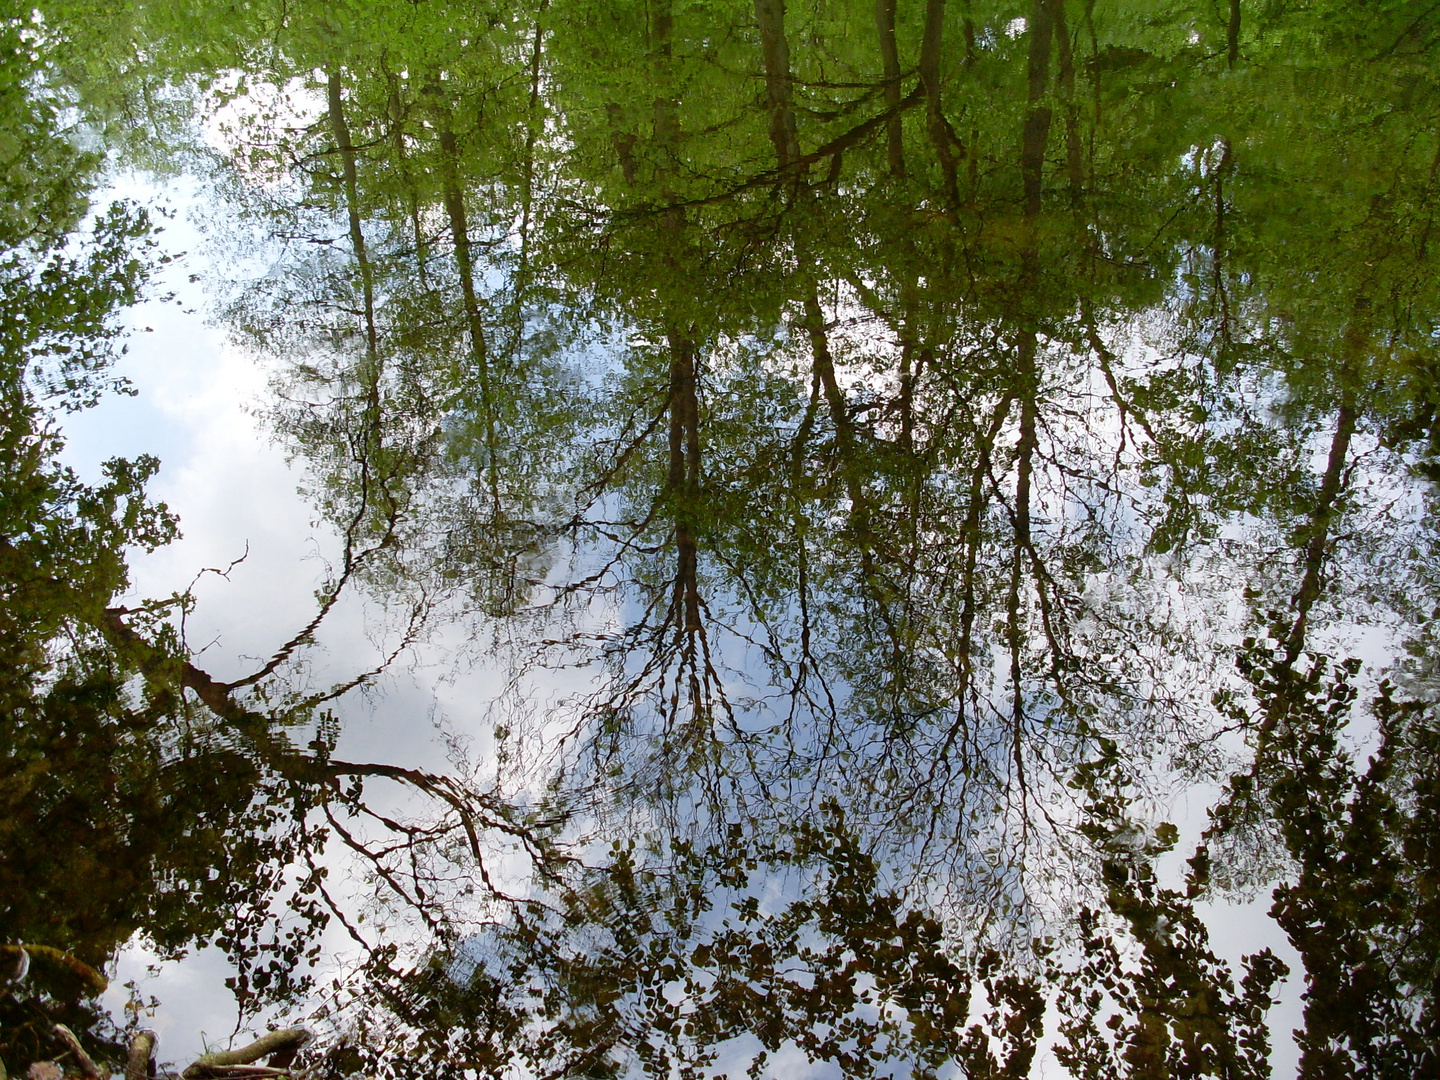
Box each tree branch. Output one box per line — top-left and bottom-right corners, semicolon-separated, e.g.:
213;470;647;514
181;1030;310;1080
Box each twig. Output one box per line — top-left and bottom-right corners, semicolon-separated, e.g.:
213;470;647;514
181;1030;310;1080
51;1025;105;1080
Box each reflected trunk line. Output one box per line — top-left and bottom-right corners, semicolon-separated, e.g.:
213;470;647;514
324;68;401;653
1082;300;1160;450
630;0;730;759
930;388;1017;804
899;333;916;429
1081;0;1101;189
751;0;909;195
435;118;502;517
1415;137;1440;258
956;392;1016;713
382;63;430;290
1275;297;1370;675
1008;334;1040;700
800;284;902;662
843;260;929;543
1228;0;1242;69
791;209;914;711
882;281;930;618
1082;301;1182;531
498;4;550;390
608;103;639;185
665;329;703;638
325;70;379;373
894;258;933;538
919;0;962;209
1053;0;1083;199
517;1;550;285
651;0;707;657
754;0;801;172
898;340;921;551
1006;537;1034;834
1211;138;1235;353
997;0;1057;765
1011;499;1068;686
763;0;905;642
786;381;830;713
651;0;678;158
802;289;864;518
1021;0;1057;217
1279;387;1359;673
875;0;905;176
1006;0;1050;812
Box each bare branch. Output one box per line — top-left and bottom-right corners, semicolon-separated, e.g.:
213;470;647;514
124;1032;156;1080
51;1026;104;1080
181;1030;310;1080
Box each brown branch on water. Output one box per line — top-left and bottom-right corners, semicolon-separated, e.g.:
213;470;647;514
2;946;107;995
51;1026;104;1080
124;1032;156;1080
181;1030;310;1080
0;943;28;986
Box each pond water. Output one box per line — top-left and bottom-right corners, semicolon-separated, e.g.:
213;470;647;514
4;1;1439;1077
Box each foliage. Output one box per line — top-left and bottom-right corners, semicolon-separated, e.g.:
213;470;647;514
1209;646;1440;1077
7;0;1440;1076
0;12;329;1073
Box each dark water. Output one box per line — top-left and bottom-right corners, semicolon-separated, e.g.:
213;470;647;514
3;1;1439;1075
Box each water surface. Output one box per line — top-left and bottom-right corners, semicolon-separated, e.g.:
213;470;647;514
3;2;1439;1076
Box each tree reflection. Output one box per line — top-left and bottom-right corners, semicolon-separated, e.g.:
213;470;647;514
11;0;1440;1074
0;10;573;1075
